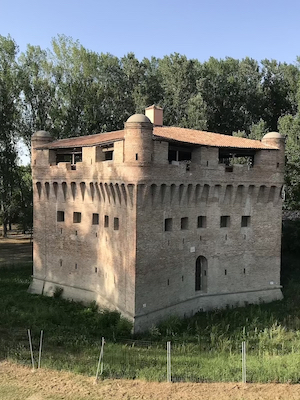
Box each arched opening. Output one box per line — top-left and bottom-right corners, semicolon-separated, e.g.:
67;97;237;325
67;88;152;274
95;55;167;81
195;256;208;292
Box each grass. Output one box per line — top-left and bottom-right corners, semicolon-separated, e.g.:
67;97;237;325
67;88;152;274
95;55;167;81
2;221;300;383
1;261;300;383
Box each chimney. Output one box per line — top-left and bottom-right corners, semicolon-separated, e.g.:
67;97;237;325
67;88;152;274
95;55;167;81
145;105;163;126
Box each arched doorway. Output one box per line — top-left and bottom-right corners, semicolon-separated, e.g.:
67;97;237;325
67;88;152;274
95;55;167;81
195;256;208;292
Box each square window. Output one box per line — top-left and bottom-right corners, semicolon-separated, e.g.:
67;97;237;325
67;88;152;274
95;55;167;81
197;216;206;228
220;216;230;228
114;217;119;230
104;215;109;227
241;216;251;227
73;212;81;223
181;217;189;230
92;213;99;225
164;218;173;232
57;211;65;222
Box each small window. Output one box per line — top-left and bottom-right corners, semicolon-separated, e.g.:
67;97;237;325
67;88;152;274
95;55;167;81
164;218;173;232
197;216;206;228
73;212;81;223
114;217;119;230
92;213;99;225
241;216;251;227
220;216;230;228
181;217;189;230
105;151;113;160
104;215;109;227
57;211;65;222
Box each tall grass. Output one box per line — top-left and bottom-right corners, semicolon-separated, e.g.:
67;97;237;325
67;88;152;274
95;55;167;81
2;255;300;382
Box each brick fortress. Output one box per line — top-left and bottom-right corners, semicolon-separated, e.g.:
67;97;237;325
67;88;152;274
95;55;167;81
30;105;284;332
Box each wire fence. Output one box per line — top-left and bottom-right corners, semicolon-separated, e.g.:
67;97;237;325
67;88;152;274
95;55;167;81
5;329;300;383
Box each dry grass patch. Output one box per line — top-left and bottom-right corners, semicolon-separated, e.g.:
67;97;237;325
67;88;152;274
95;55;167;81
2;361;300;400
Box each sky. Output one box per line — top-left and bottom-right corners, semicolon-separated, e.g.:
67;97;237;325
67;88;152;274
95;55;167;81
1;0;300;65
1;0;300;164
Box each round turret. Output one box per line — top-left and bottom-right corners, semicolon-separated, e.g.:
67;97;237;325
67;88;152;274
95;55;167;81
262;132;283;140
124;114;153;164
31;130;53;148
126;114;151;124
32;130;52;139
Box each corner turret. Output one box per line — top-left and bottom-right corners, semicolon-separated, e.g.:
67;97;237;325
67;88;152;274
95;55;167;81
124;114;153;164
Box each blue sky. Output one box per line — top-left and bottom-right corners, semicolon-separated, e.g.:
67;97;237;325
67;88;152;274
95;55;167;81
1;0;300;64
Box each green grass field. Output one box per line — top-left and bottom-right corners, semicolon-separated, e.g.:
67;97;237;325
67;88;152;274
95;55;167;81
1;223;300;384
1;260;300;383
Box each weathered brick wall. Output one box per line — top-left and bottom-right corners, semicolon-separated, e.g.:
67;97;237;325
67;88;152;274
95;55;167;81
30;123;284;332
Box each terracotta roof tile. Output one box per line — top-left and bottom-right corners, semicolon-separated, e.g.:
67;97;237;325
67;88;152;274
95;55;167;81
153;126;276;150
38;126;277;151
39;130;125;149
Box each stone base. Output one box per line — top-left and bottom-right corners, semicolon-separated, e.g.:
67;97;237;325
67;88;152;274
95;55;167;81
133;287;283;332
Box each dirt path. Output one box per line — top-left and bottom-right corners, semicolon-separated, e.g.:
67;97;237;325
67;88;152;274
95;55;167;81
1;361;300;400
0;233;32;265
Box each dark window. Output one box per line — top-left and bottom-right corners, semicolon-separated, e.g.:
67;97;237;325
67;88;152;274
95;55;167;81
73;212;81;223
197;216;207;228
114;217;119;230
241;216;251;227
57;211;65;222
92;213;99;225
105;151;113;160
195;256;208;292
164;218;173;231
168;145;192;163
104;215;109;227
181;217;189;230
220;216;230;228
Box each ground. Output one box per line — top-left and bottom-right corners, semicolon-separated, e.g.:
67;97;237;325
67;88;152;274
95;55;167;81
2;361;300;400
0;230;32;265
1;233;300;399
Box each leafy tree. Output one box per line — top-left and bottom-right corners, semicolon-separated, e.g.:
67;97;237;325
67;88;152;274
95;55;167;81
278;114;300;209
198;57;262;134
0;35;20;236
157;53;204;127
261;60;299;132
18;45;55;148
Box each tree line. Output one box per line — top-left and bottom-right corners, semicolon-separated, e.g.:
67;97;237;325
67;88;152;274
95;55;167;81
1;34;300;234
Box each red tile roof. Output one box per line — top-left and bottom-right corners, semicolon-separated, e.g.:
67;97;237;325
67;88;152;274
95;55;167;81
38;126;277;151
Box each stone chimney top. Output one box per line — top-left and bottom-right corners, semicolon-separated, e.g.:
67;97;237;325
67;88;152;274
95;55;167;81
145;105;163;126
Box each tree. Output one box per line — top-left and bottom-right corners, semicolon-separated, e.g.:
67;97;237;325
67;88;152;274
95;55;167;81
198;57;262;134
18;44;55;148
278;114;300;209
0;35;20;236
261;60;299;132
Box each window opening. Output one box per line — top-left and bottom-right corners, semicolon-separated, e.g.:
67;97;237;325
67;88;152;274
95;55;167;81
219;148;255;169
164;218;173;231
168;144;192;164
92;213;99;225
104;215;109;227
241;216;251;227
73;212;81;223
114;217;119;230
57;211;65;222
220;216;230;228
197;216;207;228
195;256;208;292
181;217;189;230
56;147;82;169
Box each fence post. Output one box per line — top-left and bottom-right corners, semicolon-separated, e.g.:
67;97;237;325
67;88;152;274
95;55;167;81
27;329;35;371
95;337;105;382
38;330;44;369
167;341;172;383
242;341;246;383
